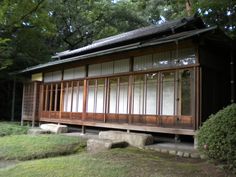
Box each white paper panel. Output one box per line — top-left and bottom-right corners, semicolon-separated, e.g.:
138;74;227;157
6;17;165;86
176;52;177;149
88;64;101;77
64;68;74;80
74;66;86;79
114;59;129;73
101;62;113;75
133;55;152;71
162;73;175;115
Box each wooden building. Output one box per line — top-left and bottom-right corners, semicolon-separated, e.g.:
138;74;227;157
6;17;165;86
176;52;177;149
19;16;234;137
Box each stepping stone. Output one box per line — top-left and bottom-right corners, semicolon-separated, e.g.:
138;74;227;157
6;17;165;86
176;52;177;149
87;138;128;153
40;124;68;134
99;131;153;148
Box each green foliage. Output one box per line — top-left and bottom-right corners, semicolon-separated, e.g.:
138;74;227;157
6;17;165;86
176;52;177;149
197;104;236;172
0;134;86;160
0;122;29;136
192;0;236;38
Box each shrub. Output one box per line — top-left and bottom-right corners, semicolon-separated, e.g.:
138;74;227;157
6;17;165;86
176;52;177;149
0;122;29;136
197;103;236;172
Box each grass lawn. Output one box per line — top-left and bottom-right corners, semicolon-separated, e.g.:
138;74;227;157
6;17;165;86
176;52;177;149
0;134;86;160
0;122;29;137
0;147;233;177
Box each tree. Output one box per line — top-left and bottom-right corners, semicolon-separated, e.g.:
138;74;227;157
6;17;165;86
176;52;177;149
47;0;148;51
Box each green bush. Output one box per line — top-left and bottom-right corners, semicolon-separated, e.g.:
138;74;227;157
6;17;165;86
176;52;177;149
0;122;29;136
197;104;236;172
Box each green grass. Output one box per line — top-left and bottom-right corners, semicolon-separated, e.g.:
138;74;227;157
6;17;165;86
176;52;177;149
0;122;29;137
0;134;86;160
0;147;232;177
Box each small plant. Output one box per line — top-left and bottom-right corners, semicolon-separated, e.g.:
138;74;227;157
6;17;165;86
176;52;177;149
0;122;29;136
197;104;236;173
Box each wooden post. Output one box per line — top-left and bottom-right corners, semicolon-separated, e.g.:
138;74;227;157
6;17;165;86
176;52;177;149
81;125;86;134
32;82;37;127
82;80;87;120
21;83;26;126
11;78;16;122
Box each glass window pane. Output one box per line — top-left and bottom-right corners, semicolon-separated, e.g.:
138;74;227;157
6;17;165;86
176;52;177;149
63;85;72;112
78;85;84;112
133;55;152;71
88;64;101;77
153;51;171;68
101;62;113;75
179;69;193;115
114;59;129;73
64;68;74;80
96;79;105;113
72;86;78;112
162;72;175;115
146;73;158;115
172;48;196;66
119;77;129;114
44;72;52;83
132;75;144;114
74;66;86;79
109;78;117;113
87;80;95;112
52;71;62;81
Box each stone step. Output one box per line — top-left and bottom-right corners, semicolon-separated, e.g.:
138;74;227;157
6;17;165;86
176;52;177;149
87;138;128;153
99;131;154;148
40;124;68;134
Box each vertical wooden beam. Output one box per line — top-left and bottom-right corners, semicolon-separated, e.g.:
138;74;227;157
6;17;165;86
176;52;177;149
143;74;147;116
82;79;87;121
21;83;26;126
128;75;133;124
103;78;107;122
70;81;74;118
59;82;64;119
32;82;37;127
39;84;44;119
94;79;97;114
54;84;58;111
76;81;80;112
11;78;16;122
117;78;120;118
45;85;48;111
105;78;110;123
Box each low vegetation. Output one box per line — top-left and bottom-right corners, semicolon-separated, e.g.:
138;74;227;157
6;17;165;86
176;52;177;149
0;134;86;160
0;147;232;177
197;104;236;173
0;122;29;137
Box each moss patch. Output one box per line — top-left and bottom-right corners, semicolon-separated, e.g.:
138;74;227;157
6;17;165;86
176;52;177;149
0;134;86;160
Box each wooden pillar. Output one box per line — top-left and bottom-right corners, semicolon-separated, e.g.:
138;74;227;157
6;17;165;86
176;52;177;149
11;78;16;122
32;82;37;127
21;83;26;126
81;125;86;134
82;80;87;121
